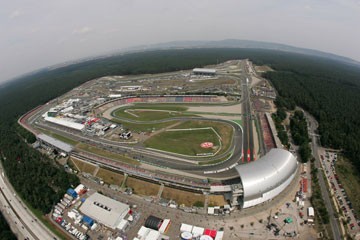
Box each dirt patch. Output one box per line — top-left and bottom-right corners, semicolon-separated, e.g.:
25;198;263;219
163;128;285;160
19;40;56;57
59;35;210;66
96;168;124;186
254;65;273;72
208;195;227;206
70;157;97;174
250;76;263;87
126;177;160;196
161;187;205;207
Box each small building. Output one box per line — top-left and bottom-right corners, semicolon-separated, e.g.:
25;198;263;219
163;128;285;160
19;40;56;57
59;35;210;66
145;215;163;230
207;207;215;215
82;215;94;227
192;68;216;76
74;184;86;195
67;188;78;199
119;131;132;140
158;219;171;234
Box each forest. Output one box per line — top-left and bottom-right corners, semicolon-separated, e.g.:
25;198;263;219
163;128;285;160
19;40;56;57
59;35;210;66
0;48;359;216
271;108;289;147
262;53;360;171
0;212;16;240
290;110;311;163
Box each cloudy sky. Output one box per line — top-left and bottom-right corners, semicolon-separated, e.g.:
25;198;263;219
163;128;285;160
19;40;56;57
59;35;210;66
1;0;360;84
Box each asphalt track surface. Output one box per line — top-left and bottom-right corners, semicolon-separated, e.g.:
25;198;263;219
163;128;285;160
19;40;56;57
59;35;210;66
21;63;256;180
36;116;243;180
241;61;255;163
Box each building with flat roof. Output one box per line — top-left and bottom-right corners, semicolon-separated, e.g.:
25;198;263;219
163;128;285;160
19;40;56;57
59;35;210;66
192;68;216;76
37;134;73;153
44;116;85;131
79;192;130;230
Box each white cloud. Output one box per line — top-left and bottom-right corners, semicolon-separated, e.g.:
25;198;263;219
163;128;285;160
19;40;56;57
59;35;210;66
72;26;93;35
9;9;23;19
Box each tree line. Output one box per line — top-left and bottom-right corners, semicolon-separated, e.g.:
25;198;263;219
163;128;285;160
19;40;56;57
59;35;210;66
290;110;311;163
271;107;289;147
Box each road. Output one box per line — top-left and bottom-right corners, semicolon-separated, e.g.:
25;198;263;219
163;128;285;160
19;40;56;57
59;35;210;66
0;190;31;239
241;60;254;162
305;111;342;240
0;163;58;240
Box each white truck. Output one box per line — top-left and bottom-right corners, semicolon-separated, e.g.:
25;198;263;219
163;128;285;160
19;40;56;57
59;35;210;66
307;207;315;225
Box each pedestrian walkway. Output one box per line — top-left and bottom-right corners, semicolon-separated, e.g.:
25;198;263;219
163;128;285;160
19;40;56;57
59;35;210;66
156;183;164;201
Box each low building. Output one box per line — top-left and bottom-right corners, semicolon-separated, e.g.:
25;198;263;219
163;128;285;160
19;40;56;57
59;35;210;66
67;188;78;199
119;131;132;140
37;134;73;153
44;116;85;131
192;68;216;76
79;192;130;230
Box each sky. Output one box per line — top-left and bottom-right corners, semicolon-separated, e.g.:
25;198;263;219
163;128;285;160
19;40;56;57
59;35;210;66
1;0;360;84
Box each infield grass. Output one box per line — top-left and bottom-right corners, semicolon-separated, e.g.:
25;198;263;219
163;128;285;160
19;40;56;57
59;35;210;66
144;119;233;156
174;120;234;155
144;128;219;155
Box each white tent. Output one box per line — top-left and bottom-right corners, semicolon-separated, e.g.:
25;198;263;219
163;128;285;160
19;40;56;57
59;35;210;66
192;226;205;237
207;207;215;215
180;223;193;232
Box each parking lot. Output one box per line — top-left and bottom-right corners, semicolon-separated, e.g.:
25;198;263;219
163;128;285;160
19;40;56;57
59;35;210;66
75;169;318;240
319;149;360;237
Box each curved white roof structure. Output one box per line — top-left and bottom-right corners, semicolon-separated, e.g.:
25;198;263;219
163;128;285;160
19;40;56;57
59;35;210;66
235;149;298;208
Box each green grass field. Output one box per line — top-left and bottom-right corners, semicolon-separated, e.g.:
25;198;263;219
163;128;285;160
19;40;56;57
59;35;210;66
143;119;234;156
174;120;234;155
144;128;220;156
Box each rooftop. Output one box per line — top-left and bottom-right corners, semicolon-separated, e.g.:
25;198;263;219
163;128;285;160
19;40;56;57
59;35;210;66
37;134;73;153
79;192;129;229
193;68;217;74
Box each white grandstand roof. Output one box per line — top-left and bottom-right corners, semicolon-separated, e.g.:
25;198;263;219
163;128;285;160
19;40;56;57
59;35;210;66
44;116;85;131
235;149;298;208
193;68;216;74
37;134;73;153
80;192;129;229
